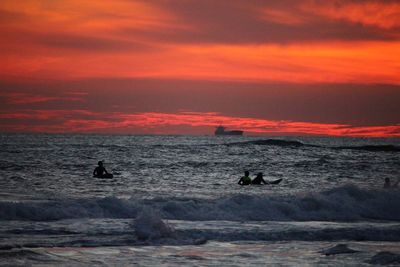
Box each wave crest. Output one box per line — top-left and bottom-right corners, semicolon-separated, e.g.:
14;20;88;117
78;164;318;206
1;185;399;222
225;139;400;153
334;145;400;152
134;209;174;240
228;139;304;147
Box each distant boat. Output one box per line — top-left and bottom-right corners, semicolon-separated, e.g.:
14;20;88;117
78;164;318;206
215;126;243;136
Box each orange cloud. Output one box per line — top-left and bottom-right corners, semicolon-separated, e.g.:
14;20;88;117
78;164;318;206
2;40;400;84
0;92;84;104
1;1;398;136
1;110;399;137
0;0;176;32
1;1;400;84
303;1;400;29
157;41;400;84
260;8;307;25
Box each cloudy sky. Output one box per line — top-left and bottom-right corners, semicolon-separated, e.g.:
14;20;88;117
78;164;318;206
1;0;399;136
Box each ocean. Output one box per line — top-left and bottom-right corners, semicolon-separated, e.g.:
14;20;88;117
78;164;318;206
1;134;400;266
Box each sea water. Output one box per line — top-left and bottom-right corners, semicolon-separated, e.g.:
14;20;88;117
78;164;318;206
0;134;400;266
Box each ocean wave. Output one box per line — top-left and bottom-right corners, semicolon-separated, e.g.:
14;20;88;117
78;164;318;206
2;219;400;249
333;145;400;152
1;185;399;222
177;225;400;243
226;139;400;153
227;139;305;147
134;210;174;240
0;196;140;221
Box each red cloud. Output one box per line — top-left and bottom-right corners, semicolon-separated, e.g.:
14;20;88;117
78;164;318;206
0;92;84;104
303;1;400;29
1;1;400;84
0;1;399;136
1;110;399;137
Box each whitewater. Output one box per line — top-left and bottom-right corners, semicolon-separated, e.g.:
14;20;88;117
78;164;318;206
1;134;400;266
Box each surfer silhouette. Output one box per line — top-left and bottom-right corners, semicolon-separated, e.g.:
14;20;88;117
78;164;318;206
251;172;267;185
238;171;252;185
384;178;399;188
93;161;109;178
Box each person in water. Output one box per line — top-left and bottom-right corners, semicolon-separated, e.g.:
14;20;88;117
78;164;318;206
93;161;109;177
384;178;399;188
252;172;267;185
238;171;252;185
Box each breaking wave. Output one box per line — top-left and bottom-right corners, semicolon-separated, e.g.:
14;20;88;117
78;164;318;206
1;185;399;222
133;209;174;240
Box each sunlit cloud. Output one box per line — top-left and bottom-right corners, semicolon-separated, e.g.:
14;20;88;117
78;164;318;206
1;0;399;84
0;1;399;135
2;41;400;84
260;1;400;30
0;110;399;137
0;92;84;104
303;1;400;29
260;7;308;25
0;109;96;120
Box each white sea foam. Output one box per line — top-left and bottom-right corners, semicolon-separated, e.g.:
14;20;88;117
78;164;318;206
133;209;174;240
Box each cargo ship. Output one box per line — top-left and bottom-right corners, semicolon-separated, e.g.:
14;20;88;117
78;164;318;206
215;126;243;136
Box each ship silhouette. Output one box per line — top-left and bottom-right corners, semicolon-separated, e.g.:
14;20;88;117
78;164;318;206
215;126;243;136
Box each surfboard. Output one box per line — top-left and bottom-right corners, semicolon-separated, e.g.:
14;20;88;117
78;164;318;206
267;178;282;185
94;173;114;179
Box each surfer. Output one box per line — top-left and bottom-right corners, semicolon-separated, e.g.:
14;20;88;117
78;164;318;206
93;161;109;178
251;172;267;185
238;171;252;185
383;178;399;189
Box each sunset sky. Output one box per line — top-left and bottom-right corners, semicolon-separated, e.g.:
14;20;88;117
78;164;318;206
1;0;399;136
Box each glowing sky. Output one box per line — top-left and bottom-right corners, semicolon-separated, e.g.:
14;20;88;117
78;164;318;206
1;0;399;136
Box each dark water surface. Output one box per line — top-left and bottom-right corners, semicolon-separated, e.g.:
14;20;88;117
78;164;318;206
1;134;399;200
1;134;399;265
